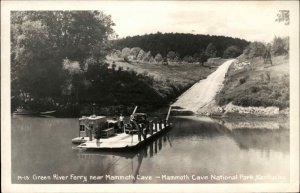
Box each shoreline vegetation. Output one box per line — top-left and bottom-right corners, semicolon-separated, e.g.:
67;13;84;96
11;11;289;119
198;54;289;119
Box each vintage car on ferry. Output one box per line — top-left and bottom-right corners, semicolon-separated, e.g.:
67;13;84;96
124;113;150;134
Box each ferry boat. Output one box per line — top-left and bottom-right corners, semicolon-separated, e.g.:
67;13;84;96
72;106;172;151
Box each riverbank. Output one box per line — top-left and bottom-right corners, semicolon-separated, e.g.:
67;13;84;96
196;100;289;119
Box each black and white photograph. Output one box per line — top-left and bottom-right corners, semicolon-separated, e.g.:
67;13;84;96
1;1;299;192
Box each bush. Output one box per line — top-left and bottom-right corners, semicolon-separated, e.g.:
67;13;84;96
239;78;246;84
124;57;131;63
250;86;260;93
111;49;122;58
223;45;242;58
117;66;123;71
233;97;261;107
217;97;231;106
183;55;194;63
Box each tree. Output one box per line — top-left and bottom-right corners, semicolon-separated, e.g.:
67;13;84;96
243;41;266;59
167;51;177;61
199;51;209;65
111;49;122;58
183;56;194;63
11;11;115;108
167;51;180;62
121;47;131;61
142;51;152;62
193;53;200;60
223;46;242;58
136;49;145;61
62;58;84;101
272;36;289;56
149;56;155;63
154;53;163;63
130;47;142;59
173;55;180;63
205;43;217;58
11;18;65;98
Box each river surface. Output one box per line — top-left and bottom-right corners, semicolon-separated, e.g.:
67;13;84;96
11;115;289;184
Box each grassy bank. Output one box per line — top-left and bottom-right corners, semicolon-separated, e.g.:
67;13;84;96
215;55;289;115
106;57;222;102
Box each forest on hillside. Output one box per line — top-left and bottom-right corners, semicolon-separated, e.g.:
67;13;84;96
111;33;250;62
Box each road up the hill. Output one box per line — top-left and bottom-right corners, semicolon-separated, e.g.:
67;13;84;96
172;59;235;113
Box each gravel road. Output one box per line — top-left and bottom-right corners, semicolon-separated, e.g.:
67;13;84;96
172;59;235;113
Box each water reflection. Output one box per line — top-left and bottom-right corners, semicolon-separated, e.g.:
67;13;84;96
11;115;289;184
169;116;289;153
78;132;173;183
231;128;289;152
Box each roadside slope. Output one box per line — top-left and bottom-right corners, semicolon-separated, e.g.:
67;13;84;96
172;59;235;112
213;55;289;118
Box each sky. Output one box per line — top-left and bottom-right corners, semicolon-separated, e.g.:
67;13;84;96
97;1;293;42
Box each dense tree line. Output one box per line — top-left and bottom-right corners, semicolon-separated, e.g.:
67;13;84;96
110;42;242;65
112;32;249;59
11;11;168;116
